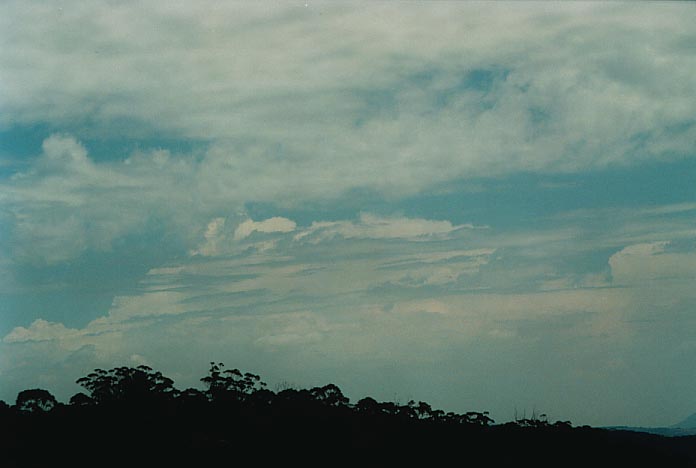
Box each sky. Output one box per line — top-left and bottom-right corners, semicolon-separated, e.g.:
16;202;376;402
1;1;696;427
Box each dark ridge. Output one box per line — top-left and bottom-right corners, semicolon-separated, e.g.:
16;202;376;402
1;363;694;467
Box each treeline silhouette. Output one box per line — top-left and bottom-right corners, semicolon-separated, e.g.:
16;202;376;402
1;363;695;467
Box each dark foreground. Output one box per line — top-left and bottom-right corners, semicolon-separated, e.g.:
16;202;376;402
2;364;695;467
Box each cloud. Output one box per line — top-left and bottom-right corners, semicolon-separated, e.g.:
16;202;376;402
105;291;191;322
234;217;296;240
2;134;205;264
609;241;696;285
391;299;451;315
4;213;696;426
2;2;696;427
253;311;342;348
188;213;467;258
4;319;79;343
191;217;226;256
2;214;494;348
2;4;696;192
2;3;696;264
37;134;92;175
189;216;297;256
293;213;470;243
0;252;643;422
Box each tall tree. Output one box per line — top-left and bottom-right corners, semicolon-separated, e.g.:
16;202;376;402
76;365;176;404
15;388;57;413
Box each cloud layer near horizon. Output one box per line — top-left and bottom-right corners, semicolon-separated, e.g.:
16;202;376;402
4;207;696;426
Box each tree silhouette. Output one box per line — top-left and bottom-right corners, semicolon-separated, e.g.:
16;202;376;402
69;392;95;406
412;400;433;420
355;396;381;416
7;362;694;468
465;411;494;426
309;384;349;407
177;387;208;404
76;365;175;404
15;388;58;413
200;362;266;402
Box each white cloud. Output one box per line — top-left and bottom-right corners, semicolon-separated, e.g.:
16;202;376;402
189;213;463;258
253;311;343;348
609;241;696;285
2;3;696;263
5;220;696;427
105;291;191;322
38;134;92;175
382;249;495;266
190;217;226;256
2;216;494;349
3;134;205;263
2;3;696;427
147;266;185;276
3;4;696;191
613;241;669;258
294;213;469;243
189;216;297;257
234;217;296;240
3;319;79;343
539;273;610;292
391;299;451;315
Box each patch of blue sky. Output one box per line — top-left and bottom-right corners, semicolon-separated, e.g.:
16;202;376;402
244;187;389;226
0;291;113;337
434;67;510;109
666;238;696;252
547;248;617;277
414;163;693;227
243;155;696;236
0;124;52;158
0;224;190;332
0;121;207;168
350;65;510;128
351;88;398;128
0;124;52;177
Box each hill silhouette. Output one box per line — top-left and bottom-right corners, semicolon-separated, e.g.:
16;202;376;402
1;363;695;467
674;413;696;429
